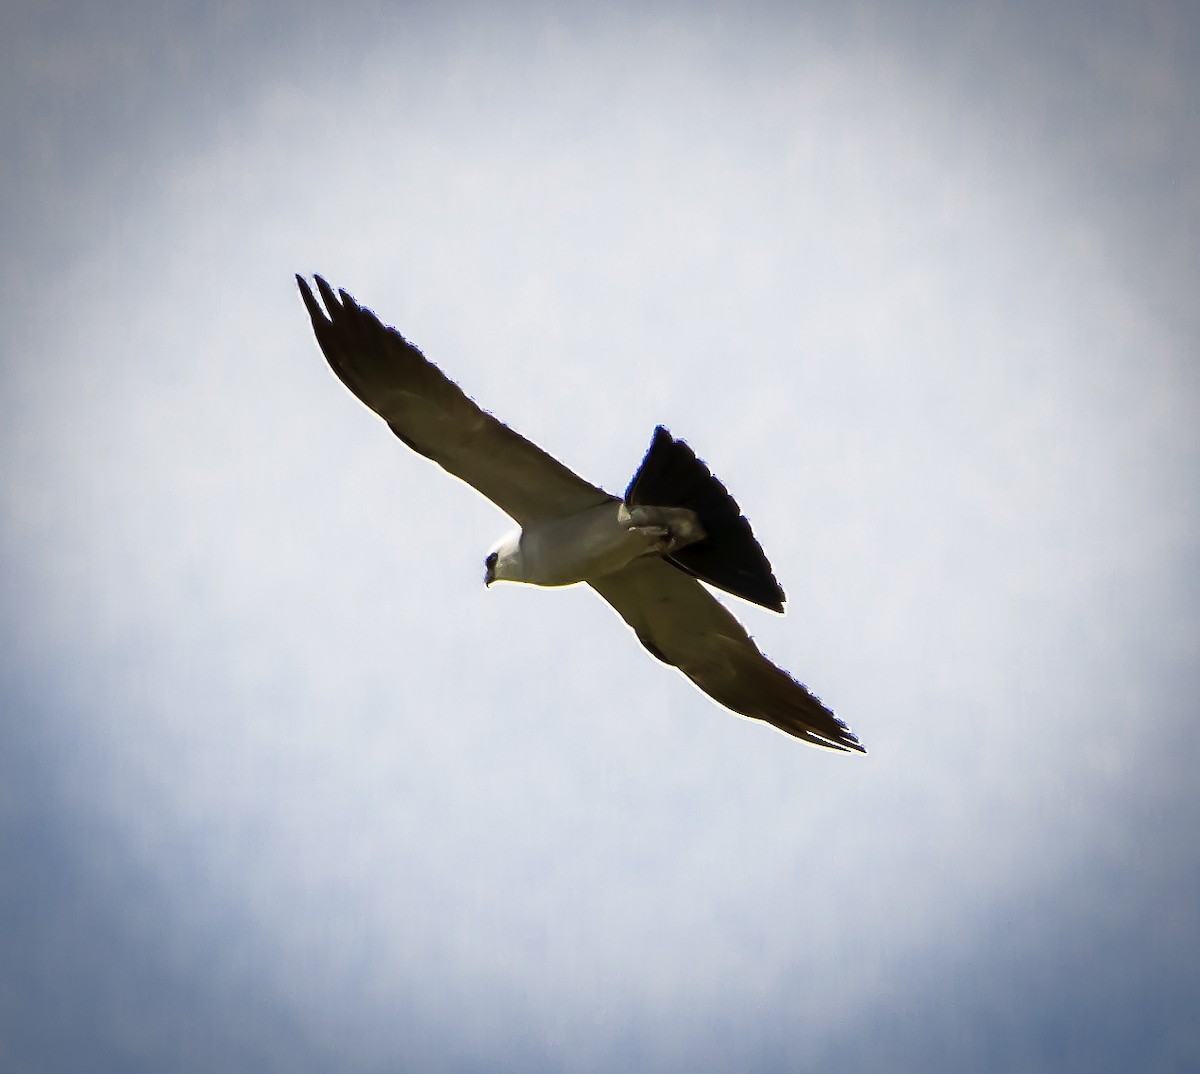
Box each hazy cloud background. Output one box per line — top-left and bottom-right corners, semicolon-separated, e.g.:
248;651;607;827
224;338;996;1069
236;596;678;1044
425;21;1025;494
2;1;1197;1071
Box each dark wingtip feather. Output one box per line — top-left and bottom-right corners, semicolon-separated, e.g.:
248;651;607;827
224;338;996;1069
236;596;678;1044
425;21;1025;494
770;671;865;754
314;274;341;314
296;274;320;317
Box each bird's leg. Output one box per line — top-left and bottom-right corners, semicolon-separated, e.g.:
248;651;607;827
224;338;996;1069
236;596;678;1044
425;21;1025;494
618;504;706;556
641;525;675;554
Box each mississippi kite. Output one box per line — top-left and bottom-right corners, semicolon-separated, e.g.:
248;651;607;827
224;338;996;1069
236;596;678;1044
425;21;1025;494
297;275;864;753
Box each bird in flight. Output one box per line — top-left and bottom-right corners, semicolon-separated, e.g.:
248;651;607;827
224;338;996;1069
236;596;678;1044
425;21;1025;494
297;275;864;753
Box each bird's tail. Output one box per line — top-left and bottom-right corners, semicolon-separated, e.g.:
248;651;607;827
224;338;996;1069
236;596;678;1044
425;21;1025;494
624;427;786;612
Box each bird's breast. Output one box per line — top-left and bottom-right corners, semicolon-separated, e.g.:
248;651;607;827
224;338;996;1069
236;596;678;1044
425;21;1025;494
519;501;651;587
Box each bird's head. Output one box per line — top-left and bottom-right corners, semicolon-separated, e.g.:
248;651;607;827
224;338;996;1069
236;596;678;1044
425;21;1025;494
484;530;523;587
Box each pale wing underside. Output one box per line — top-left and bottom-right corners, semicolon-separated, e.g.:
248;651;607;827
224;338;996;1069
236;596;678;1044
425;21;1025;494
590;558;864;752
298;276;613;526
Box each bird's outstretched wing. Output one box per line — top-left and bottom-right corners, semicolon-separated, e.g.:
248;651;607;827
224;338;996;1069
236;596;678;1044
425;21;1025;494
297;276;613;525
590;558;864;752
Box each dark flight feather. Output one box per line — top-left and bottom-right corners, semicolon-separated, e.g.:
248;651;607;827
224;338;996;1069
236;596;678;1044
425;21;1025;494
625;427;786;613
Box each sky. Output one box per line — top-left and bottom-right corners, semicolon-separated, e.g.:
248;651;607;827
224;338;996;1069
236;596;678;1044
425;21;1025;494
1;1;1198;1071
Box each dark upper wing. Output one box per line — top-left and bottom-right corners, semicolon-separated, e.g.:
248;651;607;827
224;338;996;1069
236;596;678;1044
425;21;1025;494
589;558;864;752
297;276;613;526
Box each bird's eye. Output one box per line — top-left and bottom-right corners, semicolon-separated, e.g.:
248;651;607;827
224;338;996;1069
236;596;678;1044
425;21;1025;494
485;552;498;569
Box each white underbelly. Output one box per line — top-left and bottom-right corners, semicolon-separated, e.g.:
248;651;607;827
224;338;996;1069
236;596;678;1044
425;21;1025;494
520;501;648;586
